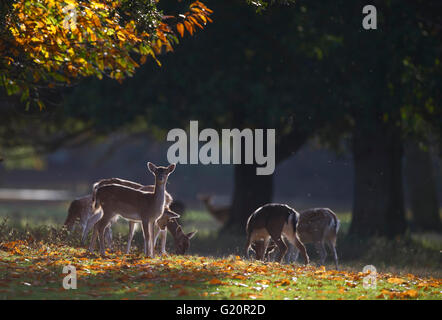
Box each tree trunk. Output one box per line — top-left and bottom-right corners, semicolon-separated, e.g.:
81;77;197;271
224;163;274;234
349;123;407;238
222;128;308;234
404;140;441;232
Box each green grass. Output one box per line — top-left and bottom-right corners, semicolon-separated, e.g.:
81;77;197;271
0;202;441;300
0;243;440;300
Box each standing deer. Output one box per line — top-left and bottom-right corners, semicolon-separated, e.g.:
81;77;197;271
198;195;230;224
89;162;175;257
257;208;340;269
245;203;309;265
64;177;173;245
81;177;174;245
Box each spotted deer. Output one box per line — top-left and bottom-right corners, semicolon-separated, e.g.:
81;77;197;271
64;177;173;245
258;208;340;269
245;203;309;265
89;162;175;257
82;177;174;245
292;208;340;268
198;194;230;224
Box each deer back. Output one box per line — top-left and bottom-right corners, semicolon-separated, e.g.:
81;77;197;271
95;184;159;221
297;208;339;243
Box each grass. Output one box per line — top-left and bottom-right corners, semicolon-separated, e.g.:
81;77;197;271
0;203;441;299
0;242;440;300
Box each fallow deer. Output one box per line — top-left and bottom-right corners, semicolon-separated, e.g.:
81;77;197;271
82;177;173;244
257;208;340;269
89;162;175;257
292;208;340;268
245;203;309;265
198;194;230;224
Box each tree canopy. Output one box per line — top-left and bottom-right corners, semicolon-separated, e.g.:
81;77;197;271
0;0;213;109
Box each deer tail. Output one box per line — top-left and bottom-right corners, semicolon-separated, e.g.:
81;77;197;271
327;209;340;236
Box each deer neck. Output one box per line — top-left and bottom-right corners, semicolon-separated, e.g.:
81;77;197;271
152;178;166;214
167;219;180;238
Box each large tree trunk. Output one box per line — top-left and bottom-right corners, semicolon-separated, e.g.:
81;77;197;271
224;164;274;234
223;129;308;234
404;140;441;232
349;123;407;238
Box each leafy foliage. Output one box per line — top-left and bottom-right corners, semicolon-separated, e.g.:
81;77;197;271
0;0;213;109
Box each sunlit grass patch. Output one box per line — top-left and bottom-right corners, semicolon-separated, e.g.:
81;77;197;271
0;240;440;300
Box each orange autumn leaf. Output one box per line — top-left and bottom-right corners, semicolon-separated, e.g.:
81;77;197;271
387;277;406;285
176;23;185;38
209;278;225;285
401;289;418;298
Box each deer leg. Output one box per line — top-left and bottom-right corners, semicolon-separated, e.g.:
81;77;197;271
126;221;136;254
88;225;98;252
327;241;339;270
157;229;167;255
245;234;253;260
291;247;300;264
82;210;102;245
141;221;149;256
141;220;154;257
105;226;113;251
285;242;295;264
97;220;108;257
148;222;155;257
315;242;327;266
293;235;310;265
271;237;287;263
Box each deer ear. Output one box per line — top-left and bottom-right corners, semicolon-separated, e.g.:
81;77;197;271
147;162;157;173
175;225;183;234
165;210;180;219
167;163;176;174
186;230;197;239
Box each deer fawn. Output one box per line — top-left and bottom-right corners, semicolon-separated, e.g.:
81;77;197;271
245;203;309;265
89;162;176;257
198;194;230;224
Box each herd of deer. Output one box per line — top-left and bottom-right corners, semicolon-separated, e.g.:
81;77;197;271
64;162;340;268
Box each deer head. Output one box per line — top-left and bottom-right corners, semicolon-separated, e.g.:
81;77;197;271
147;162;176;185
174;225;197;255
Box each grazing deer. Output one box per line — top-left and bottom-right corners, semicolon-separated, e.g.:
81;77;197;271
245;203;309;265
89;162;176;257
167;219;197;254
257;208;340;269
64;195;93;234
198;194;230;224
292;208;340;269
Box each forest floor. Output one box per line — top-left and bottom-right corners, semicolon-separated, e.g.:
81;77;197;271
0;203;441;300
0;241;440;300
